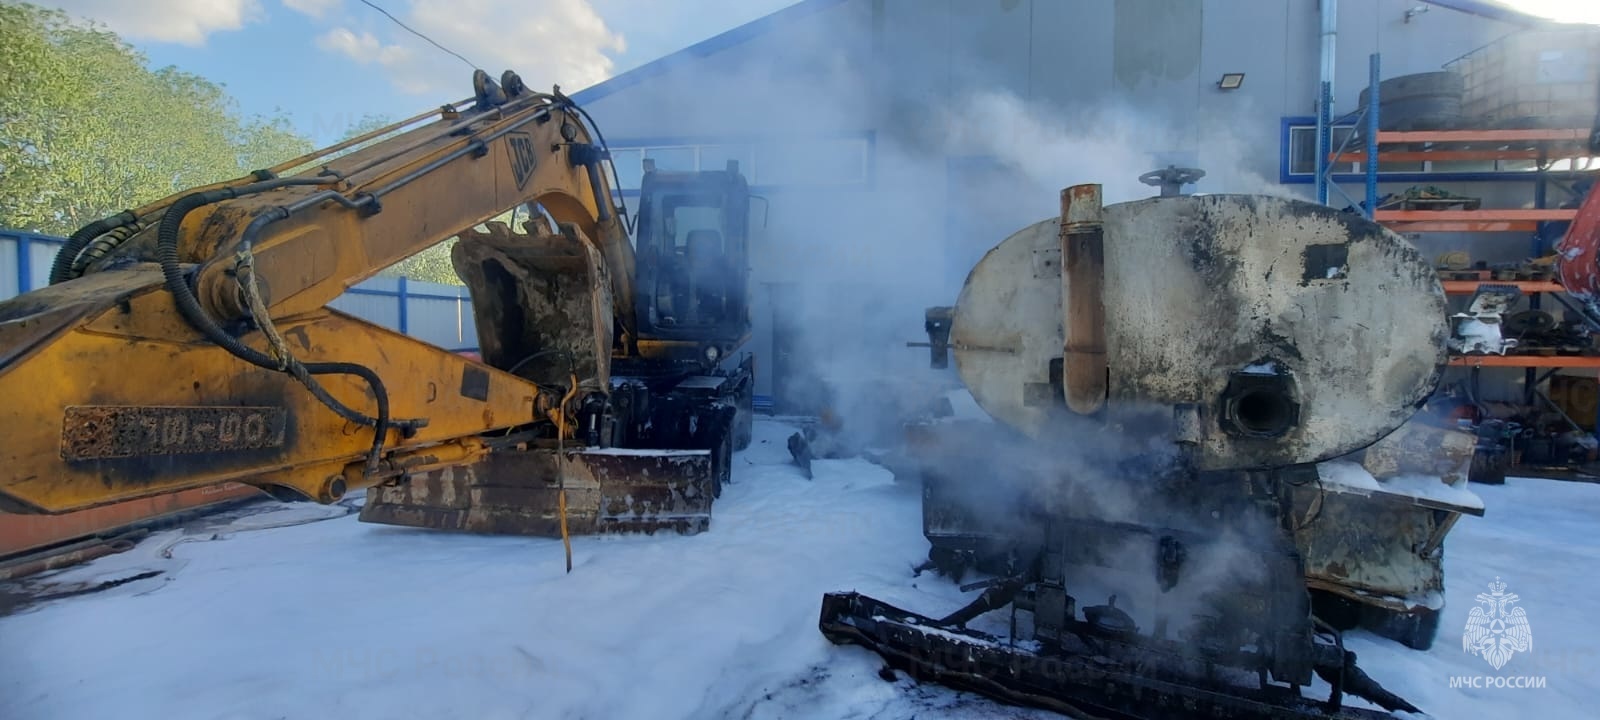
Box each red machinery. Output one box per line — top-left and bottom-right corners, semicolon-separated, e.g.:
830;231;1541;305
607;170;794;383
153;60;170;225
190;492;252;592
1555;109;1600;311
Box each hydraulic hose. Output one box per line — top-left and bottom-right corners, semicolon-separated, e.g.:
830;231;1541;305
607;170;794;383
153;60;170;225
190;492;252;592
154;182;416;474
48;210;137;285
69;220;147;279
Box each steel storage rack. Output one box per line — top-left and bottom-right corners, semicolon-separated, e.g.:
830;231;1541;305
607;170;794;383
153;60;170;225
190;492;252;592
1320;52;1600;450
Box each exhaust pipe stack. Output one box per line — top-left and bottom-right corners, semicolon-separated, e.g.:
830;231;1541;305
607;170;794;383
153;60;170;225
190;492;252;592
1060;184;1107;416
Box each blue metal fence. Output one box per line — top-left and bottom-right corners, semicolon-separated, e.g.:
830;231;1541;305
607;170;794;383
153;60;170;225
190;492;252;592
2;229;63;299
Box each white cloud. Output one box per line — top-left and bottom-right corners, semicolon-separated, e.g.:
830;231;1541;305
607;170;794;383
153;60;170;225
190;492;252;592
317;0;626;97
35;0;261;45
283;0;341;19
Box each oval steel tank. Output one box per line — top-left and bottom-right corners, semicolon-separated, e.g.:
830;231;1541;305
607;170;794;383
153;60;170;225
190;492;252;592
948;192;1449;471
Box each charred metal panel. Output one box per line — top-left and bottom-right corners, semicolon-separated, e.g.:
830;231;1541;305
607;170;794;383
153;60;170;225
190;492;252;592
949;194;1449;471
360;446;712;537
1287;419;1477;613
818;591;1411;720
61;405;287;461
1360;419;1476;485
1289;486;1447;612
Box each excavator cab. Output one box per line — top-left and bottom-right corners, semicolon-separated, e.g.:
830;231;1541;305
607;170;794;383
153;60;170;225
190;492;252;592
631;160;752;368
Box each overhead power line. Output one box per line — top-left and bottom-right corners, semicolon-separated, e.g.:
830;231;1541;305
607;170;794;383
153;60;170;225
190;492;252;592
355;0;481;72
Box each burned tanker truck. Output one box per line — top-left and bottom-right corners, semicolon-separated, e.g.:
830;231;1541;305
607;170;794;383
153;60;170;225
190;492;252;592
819;184;1479;719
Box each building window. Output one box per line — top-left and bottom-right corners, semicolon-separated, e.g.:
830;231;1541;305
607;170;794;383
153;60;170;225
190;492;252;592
607;135;870;190
1286;124;1358;176
1287;122;1431;175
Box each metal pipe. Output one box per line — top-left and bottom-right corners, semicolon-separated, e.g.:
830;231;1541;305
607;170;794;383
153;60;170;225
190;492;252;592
1315;0;1337;204
1365;52;1380;218
1060;184;1107;416
265;98;472;176
1320;0;1337;105
0;532;144;581
323;93;551;183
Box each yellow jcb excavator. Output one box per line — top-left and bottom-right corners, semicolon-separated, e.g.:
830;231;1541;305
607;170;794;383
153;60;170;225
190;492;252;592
0;70;756;541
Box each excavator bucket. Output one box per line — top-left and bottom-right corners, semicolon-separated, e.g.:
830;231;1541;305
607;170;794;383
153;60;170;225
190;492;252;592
360;446;717;536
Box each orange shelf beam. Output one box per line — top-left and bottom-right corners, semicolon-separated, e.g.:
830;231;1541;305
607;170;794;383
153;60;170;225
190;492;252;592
1376;129;1590;144
1386;221;1539;232
1335;149;1570;162
1375;209;1577;222
1442;280;1563;294
1449;355;1600;368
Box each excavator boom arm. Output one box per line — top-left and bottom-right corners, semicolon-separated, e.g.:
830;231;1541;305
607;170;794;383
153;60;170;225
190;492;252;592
0;71;650;515
157;77;636;340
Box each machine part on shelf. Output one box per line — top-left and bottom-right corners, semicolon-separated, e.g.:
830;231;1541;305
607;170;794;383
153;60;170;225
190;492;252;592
1388;185;1481;211
831;186;1448;719
1503;310;1557;338
1449;284;1524;355
1436;250;1471;271
1138;165;1206;197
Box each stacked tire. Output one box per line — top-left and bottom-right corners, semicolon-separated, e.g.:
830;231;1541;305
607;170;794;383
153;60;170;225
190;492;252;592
1356;71;1465;137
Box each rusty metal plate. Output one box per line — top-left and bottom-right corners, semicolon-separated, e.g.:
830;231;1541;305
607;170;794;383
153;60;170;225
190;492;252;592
1289;484;1446;612
360;446;713;537
60;405;287;461
1361;419;1476;483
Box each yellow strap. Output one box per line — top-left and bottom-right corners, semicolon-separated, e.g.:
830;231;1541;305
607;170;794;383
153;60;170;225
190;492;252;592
558;488;572;573
552;372;579;574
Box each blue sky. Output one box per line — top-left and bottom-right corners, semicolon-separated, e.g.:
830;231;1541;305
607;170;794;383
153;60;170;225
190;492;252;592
36;0;798;145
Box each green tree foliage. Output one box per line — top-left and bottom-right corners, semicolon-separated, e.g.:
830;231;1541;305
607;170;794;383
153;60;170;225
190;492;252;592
0;2;314;235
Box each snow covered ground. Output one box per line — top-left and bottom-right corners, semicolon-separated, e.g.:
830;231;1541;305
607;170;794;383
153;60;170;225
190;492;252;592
2;418;1598;720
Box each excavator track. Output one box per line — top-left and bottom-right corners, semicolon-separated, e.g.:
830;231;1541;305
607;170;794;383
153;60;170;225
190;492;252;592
819;592;1417;720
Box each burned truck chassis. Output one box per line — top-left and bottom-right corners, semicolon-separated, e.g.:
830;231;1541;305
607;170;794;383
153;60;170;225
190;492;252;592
821;445;1424;719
